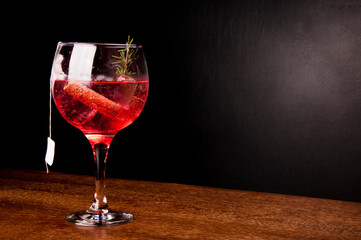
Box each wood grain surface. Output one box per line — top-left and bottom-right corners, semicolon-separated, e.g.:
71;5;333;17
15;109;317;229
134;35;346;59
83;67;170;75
0;168;360;239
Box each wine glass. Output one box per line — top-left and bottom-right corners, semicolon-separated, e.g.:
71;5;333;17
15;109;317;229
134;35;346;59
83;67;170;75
50;41;149;226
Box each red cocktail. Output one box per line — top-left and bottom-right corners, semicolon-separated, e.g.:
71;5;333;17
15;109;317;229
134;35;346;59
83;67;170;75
50;40;149;226
53;79;148;145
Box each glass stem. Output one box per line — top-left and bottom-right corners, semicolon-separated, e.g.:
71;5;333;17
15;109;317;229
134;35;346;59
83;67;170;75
90;142;109;212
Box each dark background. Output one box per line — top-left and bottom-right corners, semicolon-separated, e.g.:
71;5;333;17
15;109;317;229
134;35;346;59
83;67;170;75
4;0;361;202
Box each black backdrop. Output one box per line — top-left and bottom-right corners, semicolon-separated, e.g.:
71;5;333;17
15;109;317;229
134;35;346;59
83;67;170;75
4;0;361;202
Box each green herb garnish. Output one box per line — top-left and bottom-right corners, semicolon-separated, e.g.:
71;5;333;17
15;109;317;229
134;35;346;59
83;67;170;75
111;36;138;76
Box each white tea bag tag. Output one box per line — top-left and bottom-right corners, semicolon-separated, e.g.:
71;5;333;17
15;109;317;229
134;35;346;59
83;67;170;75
45;137;55;172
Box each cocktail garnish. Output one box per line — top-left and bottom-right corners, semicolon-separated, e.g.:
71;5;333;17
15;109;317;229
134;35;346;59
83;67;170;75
111;36;138;77
64;81;123;119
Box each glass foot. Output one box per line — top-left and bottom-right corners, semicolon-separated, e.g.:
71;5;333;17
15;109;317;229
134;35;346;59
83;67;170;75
66;210;133;226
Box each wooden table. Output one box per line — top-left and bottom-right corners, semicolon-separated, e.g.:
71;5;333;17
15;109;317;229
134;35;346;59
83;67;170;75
0;169;360;239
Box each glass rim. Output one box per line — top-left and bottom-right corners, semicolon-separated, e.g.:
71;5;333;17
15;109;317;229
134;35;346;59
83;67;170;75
57;41;142;48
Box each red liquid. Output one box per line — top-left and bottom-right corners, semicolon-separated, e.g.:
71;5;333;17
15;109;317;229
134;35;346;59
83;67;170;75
53;79;149;144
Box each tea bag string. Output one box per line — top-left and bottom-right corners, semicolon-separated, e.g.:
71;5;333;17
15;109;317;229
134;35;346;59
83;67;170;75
45;80;55;173
49;80;52;140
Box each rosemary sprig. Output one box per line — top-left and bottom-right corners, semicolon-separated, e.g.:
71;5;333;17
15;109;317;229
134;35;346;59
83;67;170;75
111;36;138;76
